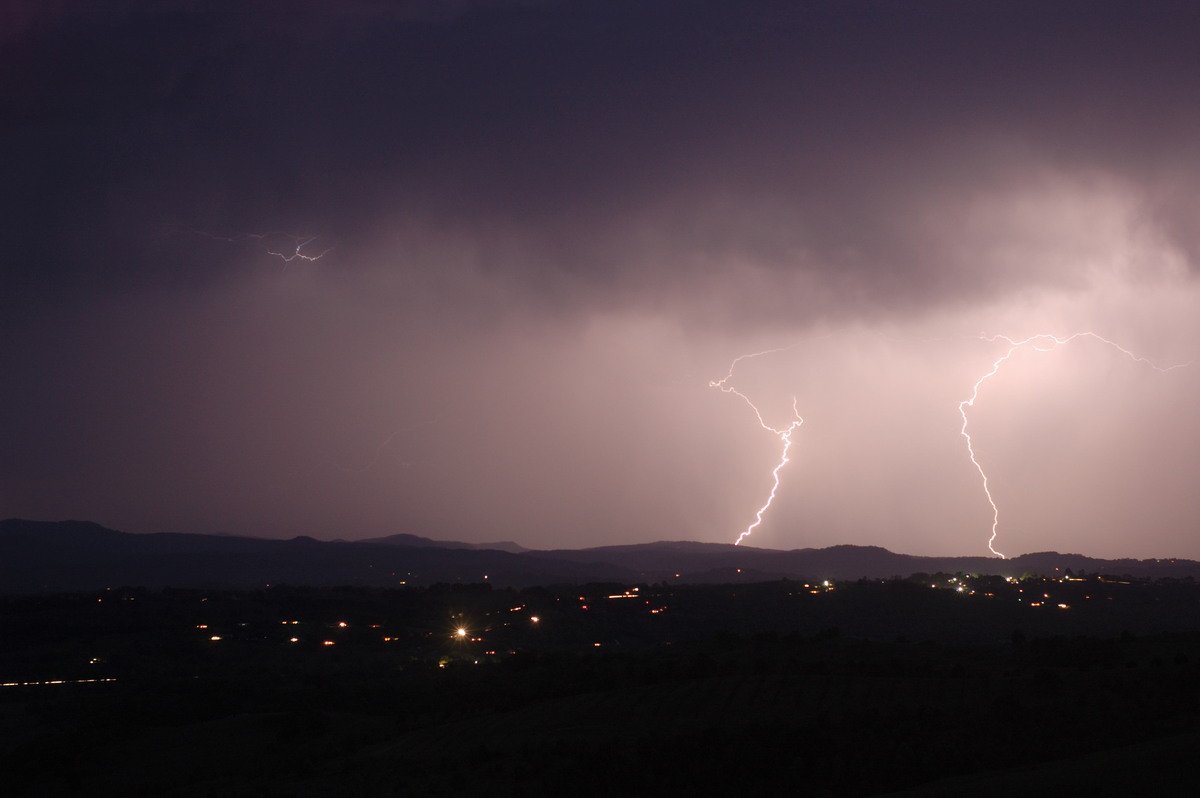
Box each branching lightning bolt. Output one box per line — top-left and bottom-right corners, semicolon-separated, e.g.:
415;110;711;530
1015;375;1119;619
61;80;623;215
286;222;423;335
187;228;334;265
710;349;804;546
262;234;333;263
960;332;1195;559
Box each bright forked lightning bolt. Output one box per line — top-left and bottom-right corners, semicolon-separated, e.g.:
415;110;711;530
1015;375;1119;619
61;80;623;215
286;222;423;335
710;349;804;546
960;332;1195;559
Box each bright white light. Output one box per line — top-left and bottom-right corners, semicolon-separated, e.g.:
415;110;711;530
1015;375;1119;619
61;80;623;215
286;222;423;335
711;348;805;545
960;332;1194;558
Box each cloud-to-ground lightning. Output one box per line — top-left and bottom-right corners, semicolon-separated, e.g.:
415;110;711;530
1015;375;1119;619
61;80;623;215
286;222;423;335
960;332;1195;559
710;349;804;546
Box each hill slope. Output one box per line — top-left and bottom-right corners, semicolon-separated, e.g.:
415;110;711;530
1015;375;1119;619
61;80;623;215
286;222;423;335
3;519;1198;593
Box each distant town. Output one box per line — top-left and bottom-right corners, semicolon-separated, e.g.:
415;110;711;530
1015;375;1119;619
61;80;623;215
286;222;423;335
7;526;1200;795
5;570;1200;689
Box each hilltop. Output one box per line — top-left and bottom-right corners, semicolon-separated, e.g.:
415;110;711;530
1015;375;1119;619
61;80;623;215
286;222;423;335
3;519;1197;593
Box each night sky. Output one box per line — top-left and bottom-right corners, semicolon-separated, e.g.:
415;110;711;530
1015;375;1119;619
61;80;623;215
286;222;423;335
5;1;1200;558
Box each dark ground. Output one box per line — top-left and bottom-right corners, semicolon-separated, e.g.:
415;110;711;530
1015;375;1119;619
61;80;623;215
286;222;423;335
4;575;1200;796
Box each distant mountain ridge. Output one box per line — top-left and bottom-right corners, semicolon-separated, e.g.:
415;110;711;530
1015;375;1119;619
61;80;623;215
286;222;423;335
361;532;528;554
2;519;1198;593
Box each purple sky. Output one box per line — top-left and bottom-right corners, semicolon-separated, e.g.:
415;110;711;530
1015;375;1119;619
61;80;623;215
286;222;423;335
4;1;1200;558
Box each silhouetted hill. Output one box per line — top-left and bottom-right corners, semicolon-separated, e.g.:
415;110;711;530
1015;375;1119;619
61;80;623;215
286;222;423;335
3;519;1199;593
0;520;616;592
529;542;983;581
360;532;527;553
536;541;1200;583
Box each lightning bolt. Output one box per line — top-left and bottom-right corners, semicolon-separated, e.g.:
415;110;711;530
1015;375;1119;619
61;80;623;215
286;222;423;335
327;428;409;475
320;420;440;476
710;349;805;546
262;234;333;263
960;332;1195;559
185;228;334;265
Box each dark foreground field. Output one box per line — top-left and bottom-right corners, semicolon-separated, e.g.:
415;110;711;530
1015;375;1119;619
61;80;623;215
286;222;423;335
4;575;1200;796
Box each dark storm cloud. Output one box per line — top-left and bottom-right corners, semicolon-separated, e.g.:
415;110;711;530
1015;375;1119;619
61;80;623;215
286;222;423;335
7;1;1200;320
5;1;1200;555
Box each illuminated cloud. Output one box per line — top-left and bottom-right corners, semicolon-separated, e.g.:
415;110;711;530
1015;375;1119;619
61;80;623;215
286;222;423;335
3;1;1200;558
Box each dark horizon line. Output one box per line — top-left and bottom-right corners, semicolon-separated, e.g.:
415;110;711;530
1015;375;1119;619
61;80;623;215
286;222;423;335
3;517;1192;566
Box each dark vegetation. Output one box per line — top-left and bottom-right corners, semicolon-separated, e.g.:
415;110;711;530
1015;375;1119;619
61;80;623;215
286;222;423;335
5;574;1200;796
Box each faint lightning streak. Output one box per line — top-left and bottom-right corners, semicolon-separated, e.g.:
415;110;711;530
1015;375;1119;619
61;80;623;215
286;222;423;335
960;332;1195;559
711;348;805;546
263;234;333;263
186;228;334;265
315;419;440;477
329;429;408;475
